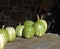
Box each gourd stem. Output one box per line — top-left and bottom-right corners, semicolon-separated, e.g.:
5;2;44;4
37;14;40;21
2;25;5;29
19;22;21;25
41;14;44;20
37;14;44;21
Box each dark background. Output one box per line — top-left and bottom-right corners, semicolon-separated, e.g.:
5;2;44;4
0;0;60;34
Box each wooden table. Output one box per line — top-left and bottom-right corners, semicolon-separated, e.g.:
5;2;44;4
5;33;60;49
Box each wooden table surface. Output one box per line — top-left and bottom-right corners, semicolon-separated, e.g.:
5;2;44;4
5;33;60;49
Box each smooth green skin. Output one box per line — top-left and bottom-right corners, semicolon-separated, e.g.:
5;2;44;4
16;25;24;37
5;27;16;42
39;20;47;32
0;29;8;43
23;20;34;26
34;21;46;37
0;29;8;49
0;35;6;49
23;26;35;39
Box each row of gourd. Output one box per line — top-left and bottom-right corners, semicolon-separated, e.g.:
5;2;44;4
0;14;47;49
